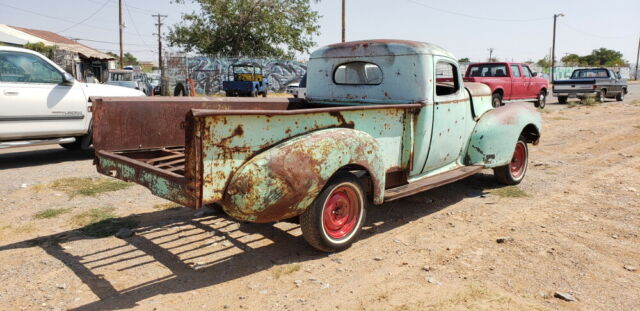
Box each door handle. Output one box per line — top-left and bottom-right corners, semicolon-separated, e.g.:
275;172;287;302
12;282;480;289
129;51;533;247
3;90;19;96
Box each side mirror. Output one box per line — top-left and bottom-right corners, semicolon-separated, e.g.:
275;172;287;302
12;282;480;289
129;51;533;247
63;72;75;85
532;72;538;77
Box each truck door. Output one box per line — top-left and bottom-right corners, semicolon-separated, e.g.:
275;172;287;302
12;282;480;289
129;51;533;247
522;65;536;99
421;57;469;173
509;64;525;100
0;51;87;140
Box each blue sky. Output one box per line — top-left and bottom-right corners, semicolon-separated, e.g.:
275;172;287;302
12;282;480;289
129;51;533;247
1;0;638;63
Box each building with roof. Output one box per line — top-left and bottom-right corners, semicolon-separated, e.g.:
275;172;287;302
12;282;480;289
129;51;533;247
0;24;115;82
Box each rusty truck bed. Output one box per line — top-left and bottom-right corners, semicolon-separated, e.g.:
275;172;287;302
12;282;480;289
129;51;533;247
93;96;421;209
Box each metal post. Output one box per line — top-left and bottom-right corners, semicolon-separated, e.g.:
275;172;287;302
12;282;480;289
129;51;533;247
119;0;124;69
488;48;494;62
551;13;564;82
153;13;168;95
341;0;346;42
635;36;640;80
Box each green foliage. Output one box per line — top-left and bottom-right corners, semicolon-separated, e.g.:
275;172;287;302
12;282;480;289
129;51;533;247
561;48;628;66
23;42;57;59
168;0;321;58
536;56;551;68
107;51;140;67
458;57;470;63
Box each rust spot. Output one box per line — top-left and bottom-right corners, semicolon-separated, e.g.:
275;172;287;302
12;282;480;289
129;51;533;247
328;111;355;128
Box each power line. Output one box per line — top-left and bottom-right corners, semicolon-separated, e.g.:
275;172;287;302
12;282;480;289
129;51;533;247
73;38;150;46
86;0;159;14
559;21;635;39
124;0;153;50
404;0;550;22
58;0;111;33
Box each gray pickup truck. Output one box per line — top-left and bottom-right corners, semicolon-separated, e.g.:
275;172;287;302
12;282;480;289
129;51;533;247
552;68;627;104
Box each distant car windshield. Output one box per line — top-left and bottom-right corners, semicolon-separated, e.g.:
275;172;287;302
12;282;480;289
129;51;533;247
467;64;508;77
571;69;609;79
110;72;133;81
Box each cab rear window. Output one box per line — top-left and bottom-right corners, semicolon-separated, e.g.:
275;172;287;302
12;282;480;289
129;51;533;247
468;64;508;77
334;62;383;85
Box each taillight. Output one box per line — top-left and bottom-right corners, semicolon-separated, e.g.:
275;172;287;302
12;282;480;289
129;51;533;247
593;85;597;90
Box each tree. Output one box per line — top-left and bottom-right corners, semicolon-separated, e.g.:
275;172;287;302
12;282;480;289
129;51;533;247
107;52;139;67
168;0;321;59
561;54;583;66
536;56;552;68
24;42;57;59
458;57;470;63
560;49;628;67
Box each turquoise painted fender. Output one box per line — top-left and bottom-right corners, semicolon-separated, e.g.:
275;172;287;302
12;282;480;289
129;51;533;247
465;103;542;168
222;128;386;223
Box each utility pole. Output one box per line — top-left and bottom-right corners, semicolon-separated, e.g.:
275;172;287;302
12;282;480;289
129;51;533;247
488;48;494;62
341;0;346;42
635;36;639;80
551;13;564;82
118;0;124;69
153;13;168;95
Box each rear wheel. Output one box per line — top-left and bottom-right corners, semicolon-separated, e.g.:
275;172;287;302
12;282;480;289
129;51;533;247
491;93;502;108
558;96;568;104
534;90;546;109
493;136;528;185
60;133;92;151
616;91;624;101
596;90;606;103
300;172;367;252
262;90;267;98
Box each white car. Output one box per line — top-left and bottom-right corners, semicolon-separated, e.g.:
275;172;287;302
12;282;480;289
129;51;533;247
0;46;145;150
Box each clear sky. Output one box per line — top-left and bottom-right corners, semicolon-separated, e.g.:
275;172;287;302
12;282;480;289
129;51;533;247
1;0;639;64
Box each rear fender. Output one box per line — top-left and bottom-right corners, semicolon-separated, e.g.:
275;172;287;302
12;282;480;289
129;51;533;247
223;128;385;223
465;102;541;167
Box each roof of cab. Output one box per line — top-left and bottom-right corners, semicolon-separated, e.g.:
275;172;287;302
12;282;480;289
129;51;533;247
310;39;455;59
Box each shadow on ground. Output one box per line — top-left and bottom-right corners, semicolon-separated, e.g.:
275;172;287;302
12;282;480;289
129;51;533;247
0;148;94;170
0;172;501;310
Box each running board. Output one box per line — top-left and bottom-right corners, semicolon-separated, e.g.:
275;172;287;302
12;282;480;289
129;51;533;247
0;137;76;149
384;165;484;202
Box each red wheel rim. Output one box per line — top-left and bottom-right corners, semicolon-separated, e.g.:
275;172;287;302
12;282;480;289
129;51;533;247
510;142;526;178
322;185;361;240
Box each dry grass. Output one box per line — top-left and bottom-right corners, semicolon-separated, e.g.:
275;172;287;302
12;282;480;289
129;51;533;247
272;263;301;279
633;125;640;130
34;208;72;219
491;186;528;198
551;117;570;121
153;202;183;211
48;177;132;198
71;207;137;237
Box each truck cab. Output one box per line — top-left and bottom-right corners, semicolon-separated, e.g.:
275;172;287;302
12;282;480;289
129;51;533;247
94;40;541;252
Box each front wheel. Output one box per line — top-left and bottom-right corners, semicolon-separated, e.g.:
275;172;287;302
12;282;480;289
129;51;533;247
491;93;502;108
300;172;367;252
534;90;546;109
616;91;624;101
493;136;528;185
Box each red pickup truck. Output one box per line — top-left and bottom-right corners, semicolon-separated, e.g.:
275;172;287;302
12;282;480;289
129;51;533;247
464;62;549;108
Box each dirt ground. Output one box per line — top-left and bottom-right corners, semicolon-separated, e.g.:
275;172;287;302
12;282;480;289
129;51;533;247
0;85;639;311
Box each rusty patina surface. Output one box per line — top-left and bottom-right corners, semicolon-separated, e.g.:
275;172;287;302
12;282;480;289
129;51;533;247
223;128;385;222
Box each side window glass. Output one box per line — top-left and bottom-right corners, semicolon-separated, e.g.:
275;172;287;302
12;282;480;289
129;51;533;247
511;65;521;77
435;61;460;96
334;62;383;85
523;66;533;77
0;52;63;84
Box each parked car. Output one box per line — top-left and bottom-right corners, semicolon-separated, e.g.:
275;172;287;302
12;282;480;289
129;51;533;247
0;46;145;150
464;62;549;108
286;82;299;96
93;40;541;252
106;69;152;96
150;76;162;96
553;68;627;104
222;62;268;97
296;73;307;99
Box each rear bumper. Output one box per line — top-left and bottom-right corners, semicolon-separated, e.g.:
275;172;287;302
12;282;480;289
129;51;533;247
553;90;598;97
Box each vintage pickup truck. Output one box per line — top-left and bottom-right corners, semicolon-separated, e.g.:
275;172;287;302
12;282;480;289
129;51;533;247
553;68;628;104
94;40;541;252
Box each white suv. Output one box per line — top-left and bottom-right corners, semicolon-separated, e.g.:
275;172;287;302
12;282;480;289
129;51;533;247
0;46;145;150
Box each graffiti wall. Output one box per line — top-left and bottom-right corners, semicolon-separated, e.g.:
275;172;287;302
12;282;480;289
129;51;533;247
166;54;307;95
